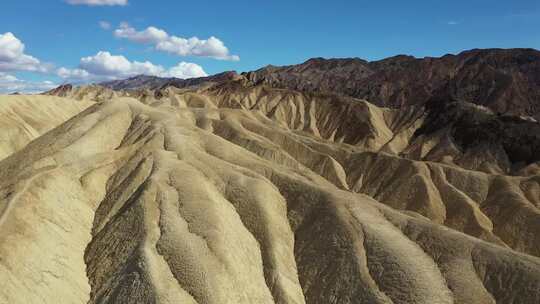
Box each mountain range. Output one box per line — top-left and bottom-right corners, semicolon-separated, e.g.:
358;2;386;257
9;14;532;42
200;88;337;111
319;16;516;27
100;48;540;118
1;48;539;304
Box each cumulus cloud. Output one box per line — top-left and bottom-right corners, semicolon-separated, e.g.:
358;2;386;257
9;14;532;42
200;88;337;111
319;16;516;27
0;73;18;82
0;32;50;73
0;72;58;94
65;0;128;6
99;21;112;30
57;51;208;82
114;23;167;43
163;62;208;79
56;67;91;81
79;51;165;77
114;23;239;61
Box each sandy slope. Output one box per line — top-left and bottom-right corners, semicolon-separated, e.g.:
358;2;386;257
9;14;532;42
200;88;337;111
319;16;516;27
0;87;539;303
0;95;93;160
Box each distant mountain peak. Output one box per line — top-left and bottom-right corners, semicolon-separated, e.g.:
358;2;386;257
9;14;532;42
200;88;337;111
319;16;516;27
99;71;239;91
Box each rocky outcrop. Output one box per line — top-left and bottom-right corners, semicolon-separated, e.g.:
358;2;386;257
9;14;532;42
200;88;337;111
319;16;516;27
42;83;74;97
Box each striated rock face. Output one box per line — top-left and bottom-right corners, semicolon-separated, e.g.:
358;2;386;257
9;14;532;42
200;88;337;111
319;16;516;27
1;79;540;303
245;48;540;118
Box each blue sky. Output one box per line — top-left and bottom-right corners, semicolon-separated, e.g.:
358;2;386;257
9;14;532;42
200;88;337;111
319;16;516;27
0;0;539;93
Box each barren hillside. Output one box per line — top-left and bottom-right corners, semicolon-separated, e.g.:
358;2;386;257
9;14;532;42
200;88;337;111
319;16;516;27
1;75;539;303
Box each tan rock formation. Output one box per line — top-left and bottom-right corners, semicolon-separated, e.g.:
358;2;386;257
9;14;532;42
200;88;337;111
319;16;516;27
1;84;539;303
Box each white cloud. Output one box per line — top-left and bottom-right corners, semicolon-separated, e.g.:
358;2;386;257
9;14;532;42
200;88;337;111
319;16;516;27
56;67;91;81
114;23;168;44
0;73;17;82
0;32;50;73
65;0;128;6
447;21;460;25
57;51;207;82
163;62;208;79
114;23;239;61
79;51;164;77
99;21;112;30
0;72;58;94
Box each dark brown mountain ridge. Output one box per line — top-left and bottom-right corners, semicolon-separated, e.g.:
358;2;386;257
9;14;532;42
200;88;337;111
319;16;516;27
93;48;540;120
245;48;540;118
